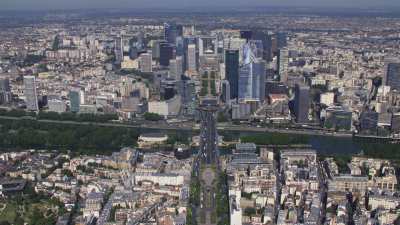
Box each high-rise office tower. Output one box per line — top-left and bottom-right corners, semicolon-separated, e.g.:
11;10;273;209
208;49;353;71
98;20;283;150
139;52;152;73
237;43;266;102
115;36;123;64
24;76;39;111
240;30;252;41
277;32;288;48
271;36;278;57
164;23;182;44
183;37;196;71
80;90;85;105
169;56;183;79
177;24;183;37
238;60;266;102
182;79;196;116
129;46;139;60
151;40;164;60
221;80;231;103
252;30;273;62
159;43;176;67
225;50;239;99
186;44;197;72
176;56;183;77
385;62;400;91
249;40;264;59
182;25;195;36
169;59;178;79
0;78;12;104
69;89;81;113
256;61;266;102
176;36;184;57
0;78;10;92
278;48;289;84
294;83;310;123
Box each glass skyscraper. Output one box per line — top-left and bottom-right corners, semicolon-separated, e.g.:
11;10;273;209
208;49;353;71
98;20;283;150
385;63;400;91
238;43;266;102
159;43;176;67
294;83;310;123
225;50;239;99
164;23;177;44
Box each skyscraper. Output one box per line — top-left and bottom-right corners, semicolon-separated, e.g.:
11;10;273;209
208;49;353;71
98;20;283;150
115;36;123;64
238;61;266;102
176;56;183;77
0;78;11;104
240;30;252;41
69;89;81;113
252;30;273;62
164;23;182;44
139;52;152;73
249;40;264;59
182;25;195;36
294;83;310;123
169;56;183;79
278;48;289;84
238;43;266;102
0;78;10;92
221;80;231;103
225;50;239;99
176;36;184;57
186;44;197;72
151;40;164;60
159;43;176;67
385;62;400;91
277;32;288;49
183;37;197;72
24;76;39;111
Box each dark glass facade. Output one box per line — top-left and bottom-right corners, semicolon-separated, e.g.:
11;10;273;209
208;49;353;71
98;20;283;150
225;50;239;99
294;84;310;123
386;63;400;91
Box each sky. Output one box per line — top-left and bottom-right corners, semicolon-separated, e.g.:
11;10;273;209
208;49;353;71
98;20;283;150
1;0;400;11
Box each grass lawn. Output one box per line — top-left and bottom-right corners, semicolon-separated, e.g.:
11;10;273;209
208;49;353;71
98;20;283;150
0;202;18;223
0;198;59;225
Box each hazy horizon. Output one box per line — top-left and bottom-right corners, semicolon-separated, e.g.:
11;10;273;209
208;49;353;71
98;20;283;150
1;0;400;11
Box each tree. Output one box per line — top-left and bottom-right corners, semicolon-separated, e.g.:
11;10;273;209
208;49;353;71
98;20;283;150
143;112;163;121
244;207;256;216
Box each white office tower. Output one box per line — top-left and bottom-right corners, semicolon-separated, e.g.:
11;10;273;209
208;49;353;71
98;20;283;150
278;48;289;84
24;75;39;111
224;37;246;63
169;56;183;79
186;44;197;73
139;52;152;73
182;25;195;36
80;90;86;105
